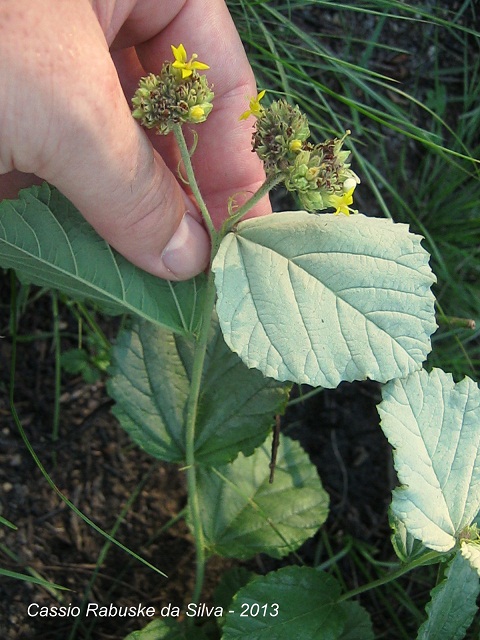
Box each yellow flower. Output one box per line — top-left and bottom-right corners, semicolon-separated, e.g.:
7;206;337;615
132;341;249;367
239;90;266;120
171;44;209;79
328;187;356;216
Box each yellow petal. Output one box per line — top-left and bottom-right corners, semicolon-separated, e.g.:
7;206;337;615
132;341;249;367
192;60;210;71
171;44;187;63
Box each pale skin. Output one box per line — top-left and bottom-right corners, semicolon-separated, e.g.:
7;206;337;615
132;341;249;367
0;0;270;280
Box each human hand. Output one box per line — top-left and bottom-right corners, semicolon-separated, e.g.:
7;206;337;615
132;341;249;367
0;0;269;280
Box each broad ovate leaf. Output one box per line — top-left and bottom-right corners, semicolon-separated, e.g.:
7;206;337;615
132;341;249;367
338;602;375;640
212;211;436;388
460;541;480;576
378;368;480;552
222;566;345;640
416;552;479;640
213;567;255;610
108;318;289;464
0;183;203;334
195;435;329;560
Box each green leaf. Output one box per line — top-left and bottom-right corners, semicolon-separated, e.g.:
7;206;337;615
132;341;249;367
378;368;480;552
124;619;208;640
0;515;17;530
214;567;255;611
0;568;68;591
61;348;102;383
212;211;436;387
222;566;344;640
196;435;329;559
108;318;290;464
416;552;479;640
389;511;431;563
338;602;374;640
0;184;203;334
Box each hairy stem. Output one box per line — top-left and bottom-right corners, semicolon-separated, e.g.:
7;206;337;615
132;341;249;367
222;175;285;235
173;124;216;239
173;123;225;608
173;119;280;608
222;174;285;232
183;271;217;608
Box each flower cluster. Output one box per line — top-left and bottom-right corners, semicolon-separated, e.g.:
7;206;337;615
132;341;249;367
251;99;310;176
284;134;360;213
132;45;214;135
244;92;359;215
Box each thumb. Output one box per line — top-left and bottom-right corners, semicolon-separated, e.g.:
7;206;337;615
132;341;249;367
46;107;211;281
0;4;210;281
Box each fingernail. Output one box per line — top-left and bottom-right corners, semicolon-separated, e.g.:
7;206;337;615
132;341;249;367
161;213;210;279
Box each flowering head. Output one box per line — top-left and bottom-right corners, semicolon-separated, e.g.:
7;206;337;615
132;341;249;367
289;139;303;153
132;45;214;135
244;95;360;212
189;105;208;123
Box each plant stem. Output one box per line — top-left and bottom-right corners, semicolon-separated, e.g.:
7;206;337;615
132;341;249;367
173;123;225;608
173;124;216;239
222;173;285;232
173;120;282;608
437;315;476;330
336;549;443;602
51;292;61;448
183;271;217;607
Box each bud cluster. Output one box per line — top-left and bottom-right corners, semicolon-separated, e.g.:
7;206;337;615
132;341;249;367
252;100;310;175
284;134;359;211
132;61;214;135
250;95;360;214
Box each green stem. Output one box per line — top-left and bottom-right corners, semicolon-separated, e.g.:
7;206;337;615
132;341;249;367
184;271;217;608
51;292;61;449
172;122;283;609
173;124;216;238
437;314;476;330
173;123;229;610
222;173;285;232
337;550;443;602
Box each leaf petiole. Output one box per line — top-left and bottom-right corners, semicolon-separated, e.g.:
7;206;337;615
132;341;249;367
337;550;444;602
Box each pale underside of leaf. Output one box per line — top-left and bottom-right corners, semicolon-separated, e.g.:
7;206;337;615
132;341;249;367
379;368;480;552
417;552;479;640
213;211;437;388
460;542;480;577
